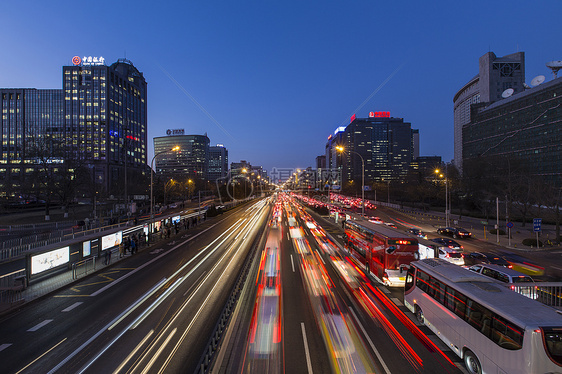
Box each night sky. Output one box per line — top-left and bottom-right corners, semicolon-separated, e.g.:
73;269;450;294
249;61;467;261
1;1;561;175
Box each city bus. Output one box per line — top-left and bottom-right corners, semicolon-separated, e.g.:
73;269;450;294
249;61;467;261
404;258;562;374
344;219;418;287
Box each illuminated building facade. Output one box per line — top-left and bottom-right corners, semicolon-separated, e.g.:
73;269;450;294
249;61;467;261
154;133;209;181
325;112;418;186
0;57;149;199
208;144;228;182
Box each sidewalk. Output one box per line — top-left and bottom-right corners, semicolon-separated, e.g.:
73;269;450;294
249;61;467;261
0;220;206;316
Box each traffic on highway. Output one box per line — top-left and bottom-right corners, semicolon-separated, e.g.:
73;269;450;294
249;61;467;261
1;191;561;374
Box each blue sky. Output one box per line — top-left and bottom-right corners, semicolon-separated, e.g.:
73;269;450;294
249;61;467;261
1;0;561;174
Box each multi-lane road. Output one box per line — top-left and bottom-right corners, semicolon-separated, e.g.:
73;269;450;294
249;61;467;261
0;199;270;374
3;192;560;374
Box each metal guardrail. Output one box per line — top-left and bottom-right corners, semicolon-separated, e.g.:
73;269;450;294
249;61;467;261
0;269;26;310
512;283;562;308
0;221;134;263
72;256;97;280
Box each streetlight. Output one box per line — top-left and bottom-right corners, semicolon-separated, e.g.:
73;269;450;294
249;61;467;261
435;166;449;227
151;146;180;230
242;168;248;199
336;146;365;217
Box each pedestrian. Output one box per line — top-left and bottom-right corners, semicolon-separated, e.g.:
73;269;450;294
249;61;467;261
131;238;136;254
119;242;125;258
105;249;111;265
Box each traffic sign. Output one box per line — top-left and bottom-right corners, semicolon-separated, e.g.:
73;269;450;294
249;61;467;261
533;218;542;232
481;220;489;225
506;222;514;228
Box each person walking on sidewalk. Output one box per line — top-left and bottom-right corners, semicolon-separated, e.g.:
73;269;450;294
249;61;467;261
104;249;111;265
130;238;136;255
119;242;125;258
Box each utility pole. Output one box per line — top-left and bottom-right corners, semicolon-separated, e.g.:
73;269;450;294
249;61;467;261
496;197;500;243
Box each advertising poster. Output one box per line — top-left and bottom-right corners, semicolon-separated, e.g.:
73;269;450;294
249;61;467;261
83;241;91;257
102;231;123;251
31;247;70;275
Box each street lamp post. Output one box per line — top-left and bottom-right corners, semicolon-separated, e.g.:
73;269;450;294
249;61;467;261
151;146;179;231
435;165;449;227
336;146;365;217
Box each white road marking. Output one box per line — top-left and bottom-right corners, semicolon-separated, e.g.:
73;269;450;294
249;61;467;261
552;266;562;271
349;308;391;374
391;298;403;306
113;330;154;374
140;328;177;374
301;322;313;374
0;343;12;352
90;222;219;297
61;302;83;312
290;254;295;272
27;319;53;332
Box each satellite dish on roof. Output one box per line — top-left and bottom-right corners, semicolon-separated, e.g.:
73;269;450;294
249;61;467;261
531;75;546;86
502;88;514;98
546;61;562;78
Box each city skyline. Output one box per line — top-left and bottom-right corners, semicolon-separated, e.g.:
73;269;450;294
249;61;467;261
1;1;561;174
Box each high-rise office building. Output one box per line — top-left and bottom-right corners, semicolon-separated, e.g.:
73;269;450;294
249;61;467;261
208;144;228;182
0;56;149;199
453;52;525;170
463;75;562;185
63;57;148;196
0;89;64;197
325;112;418;186
154;133;209;181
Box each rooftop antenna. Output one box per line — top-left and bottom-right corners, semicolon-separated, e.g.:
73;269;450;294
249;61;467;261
530;75;546;87
501;88;514;98
546;61;562;78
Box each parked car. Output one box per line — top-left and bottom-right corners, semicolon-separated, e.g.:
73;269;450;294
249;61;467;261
436;227;472;239
430;237;463;250
406;228;427;239
463;252;511;267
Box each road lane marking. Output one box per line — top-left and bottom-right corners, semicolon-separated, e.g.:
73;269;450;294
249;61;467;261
552;266;562;270
113;330;154;374
349;308;391;374
0;343;12;352
27;319;53;332
301;322;313;374
62;302;83;312
290;254;295;272
183;271;207;297
15;338;67;374
391;297;403;306
108;278;167;331
141;328;177;374
90;222;219;297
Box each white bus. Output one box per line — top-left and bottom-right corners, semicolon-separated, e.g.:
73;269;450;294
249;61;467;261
404;258;562;374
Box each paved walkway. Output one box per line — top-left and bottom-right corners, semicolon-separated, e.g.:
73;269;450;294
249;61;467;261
0;220;207;316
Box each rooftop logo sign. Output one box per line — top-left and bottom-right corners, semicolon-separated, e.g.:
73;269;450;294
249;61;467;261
166;129;185;136
72;56;105;66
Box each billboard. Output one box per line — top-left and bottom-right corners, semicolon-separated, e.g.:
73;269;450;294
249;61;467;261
31;247;69;275
102;231;123;251
83;241;91;257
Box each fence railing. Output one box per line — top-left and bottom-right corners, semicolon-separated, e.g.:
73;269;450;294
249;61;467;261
0;269;27;309
72;256;97;279
512;282;562;308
